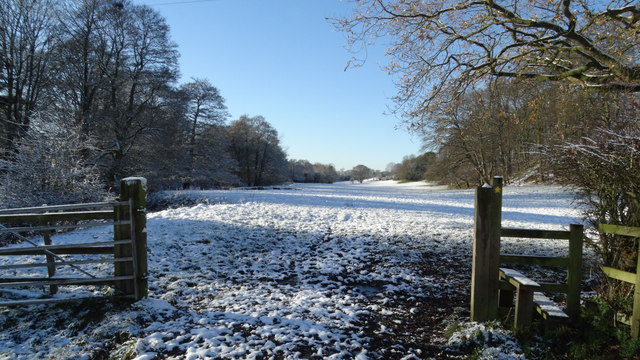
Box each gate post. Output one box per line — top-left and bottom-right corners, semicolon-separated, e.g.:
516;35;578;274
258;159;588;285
566;224;584;318
471;176;503;322
114;177;148;300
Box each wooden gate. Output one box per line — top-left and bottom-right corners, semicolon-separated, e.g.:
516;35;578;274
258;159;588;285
0;177;148;306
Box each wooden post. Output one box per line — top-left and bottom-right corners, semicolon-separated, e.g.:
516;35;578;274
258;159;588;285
566;224;583;318
43;229;58;294
114;177;148;300
471;176;503;321
514;288;535;330
633;240;640;339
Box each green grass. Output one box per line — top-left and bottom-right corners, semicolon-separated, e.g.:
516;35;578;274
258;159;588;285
538;297;640;359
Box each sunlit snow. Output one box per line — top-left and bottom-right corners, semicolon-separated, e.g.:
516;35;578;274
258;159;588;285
0;181;584;359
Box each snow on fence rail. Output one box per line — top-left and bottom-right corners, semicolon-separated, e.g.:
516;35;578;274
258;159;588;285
0;177;148;306
471;176;584;331
598;224;640;339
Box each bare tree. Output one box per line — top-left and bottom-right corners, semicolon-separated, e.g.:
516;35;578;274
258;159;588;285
180;78;227;167
89;1;179;183
424;78;615;185
336;0;640;127
289;159;315;182
191;124;239;188
313;163;339;183
395;153;435;182
0;0;58;155
228;115;288;186
351;164;372;183
0;0;241;195
52;0;114;136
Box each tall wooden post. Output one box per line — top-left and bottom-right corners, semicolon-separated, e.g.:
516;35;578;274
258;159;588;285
471;176;503;322
566;224;584;318
114;177;148;300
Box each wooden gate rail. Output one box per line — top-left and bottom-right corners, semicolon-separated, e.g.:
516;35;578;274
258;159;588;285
0;177;147;306
0;201;126;214
598;223;640;339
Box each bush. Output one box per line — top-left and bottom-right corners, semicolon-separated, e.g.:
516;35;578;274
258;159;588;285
566;297;640;359
547;96;640;273
0;116;107;208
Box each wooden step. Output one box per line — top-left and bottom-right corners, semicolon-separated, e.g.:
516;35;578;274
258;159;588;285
533;292;569;321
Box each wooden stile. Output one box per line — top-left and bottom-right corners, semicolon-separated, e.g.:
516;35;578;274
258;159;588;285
472;176;584;331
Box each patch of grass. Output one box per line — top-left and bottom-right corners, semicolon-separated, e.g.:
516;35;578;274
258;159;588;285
540;297;640;359
458;295;640;359
443;321;465;339
107;338;137;360
444;320;526;358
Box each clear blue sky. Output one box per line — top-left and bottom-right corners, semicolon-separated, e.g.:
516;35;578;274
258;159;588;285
134;0;422;171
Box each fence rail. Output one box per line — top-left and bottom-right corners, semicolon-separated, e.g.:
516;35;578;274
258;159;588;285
0;177;148;307
598;223;640;339
501;227;572;240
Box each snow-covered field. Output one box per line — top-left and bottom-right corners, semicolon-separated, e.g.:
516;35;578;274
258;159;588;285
0;181;584;359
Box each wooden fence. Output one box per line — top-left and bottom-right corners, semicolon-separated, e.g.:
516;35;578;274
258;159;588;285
0;177;147;306
471;176;584;330
598;223;640;339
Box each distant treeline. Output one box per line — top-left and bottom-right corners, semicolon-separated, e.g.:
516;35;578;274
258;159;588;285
386;79;637;188
0;0;351;208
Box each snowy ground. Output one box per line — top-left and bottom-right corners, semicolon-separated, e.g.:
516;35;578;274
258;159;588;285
0;181;586;359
